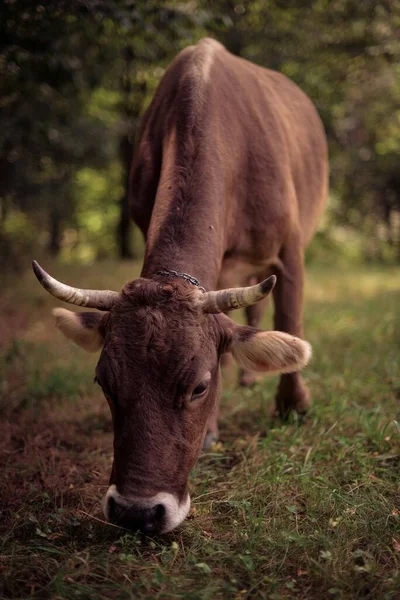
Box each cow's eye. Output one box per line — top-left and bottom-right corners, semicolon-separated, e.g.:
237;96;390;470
191;381;208;400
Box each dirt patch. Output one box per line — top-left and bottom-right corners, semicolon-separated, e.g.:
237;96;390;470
0;395;113;524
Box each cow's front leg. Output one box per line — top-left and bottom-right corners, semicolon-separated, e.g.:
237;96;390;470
203;402;219;450
273;241;311;418
203;374;221;450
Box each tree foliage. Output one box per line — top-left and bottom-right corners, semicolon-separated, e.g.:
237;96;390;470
1;0;399;266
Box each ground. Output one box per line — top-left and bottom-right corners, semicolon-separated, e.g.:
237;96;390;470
0;260;399;600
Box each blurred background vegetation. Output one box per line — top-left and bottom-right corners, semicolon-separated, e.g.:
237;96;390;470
1;0;400;274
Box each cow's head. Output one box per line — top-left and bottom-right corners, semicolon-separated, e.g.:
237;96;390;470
32;261;311;533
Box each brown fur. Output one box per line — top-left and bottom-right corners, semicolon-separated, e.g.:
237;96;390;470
130;38;327;410
53;39;327;519
95;279;222;500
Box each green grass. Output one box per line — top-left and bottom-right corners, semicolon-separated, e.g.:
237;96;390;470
0;261;399;599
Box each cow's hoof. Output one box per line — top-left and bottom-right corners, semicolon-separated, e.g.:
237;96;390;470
295;394;311;415
274;374;311;420
275;388;311;420
270;403;310;422
203;431;219;451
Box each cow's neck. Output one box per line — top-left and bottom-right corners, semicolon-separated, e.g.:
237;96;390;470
140;132;225;291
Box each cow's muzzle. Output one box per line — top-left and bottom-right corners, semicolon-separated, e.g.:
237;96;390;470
102;485;191;533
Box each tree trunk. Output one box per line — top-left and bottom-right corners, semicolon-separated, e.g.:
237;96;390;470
117;45;147;259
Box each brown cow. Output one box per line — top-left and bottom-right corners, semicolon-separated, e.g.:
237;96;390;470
33;38;327;533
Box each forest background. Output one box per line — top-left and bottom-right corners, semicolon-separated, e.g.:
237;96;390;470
1;0;400;273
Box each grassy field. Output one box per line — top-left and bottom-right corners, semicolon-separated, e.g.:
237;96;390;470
0;260;399;599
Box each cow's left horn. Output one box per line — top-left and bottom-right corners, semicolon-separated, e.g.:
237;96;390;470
201;274;277;314
32;260;119;310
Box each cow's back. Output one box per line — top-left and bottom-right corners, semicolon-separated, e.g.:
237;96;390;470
130;39;327;258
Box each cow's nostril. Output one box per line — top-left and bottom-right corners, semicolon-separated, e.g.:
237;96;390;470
154;503;165;522
107;497;166;533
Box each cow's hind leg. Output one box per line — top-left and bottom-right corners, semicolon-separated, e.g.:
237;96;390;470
203;376;221;451
273;240;311;418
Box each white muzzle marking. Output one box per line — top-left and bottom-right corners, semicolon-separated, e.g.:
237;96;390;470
102;484;191;533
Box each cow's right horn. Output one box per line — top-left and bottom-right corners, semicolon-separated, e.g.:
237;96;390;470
32;260;119;311
201;275;277;314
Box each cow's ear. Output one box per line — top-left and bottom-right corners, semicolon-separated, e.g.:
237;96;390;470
230;326;311;374
52;308;106;352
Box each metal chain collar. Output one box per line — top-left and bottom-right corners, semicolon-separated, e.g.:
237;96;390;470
154;270;206;293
